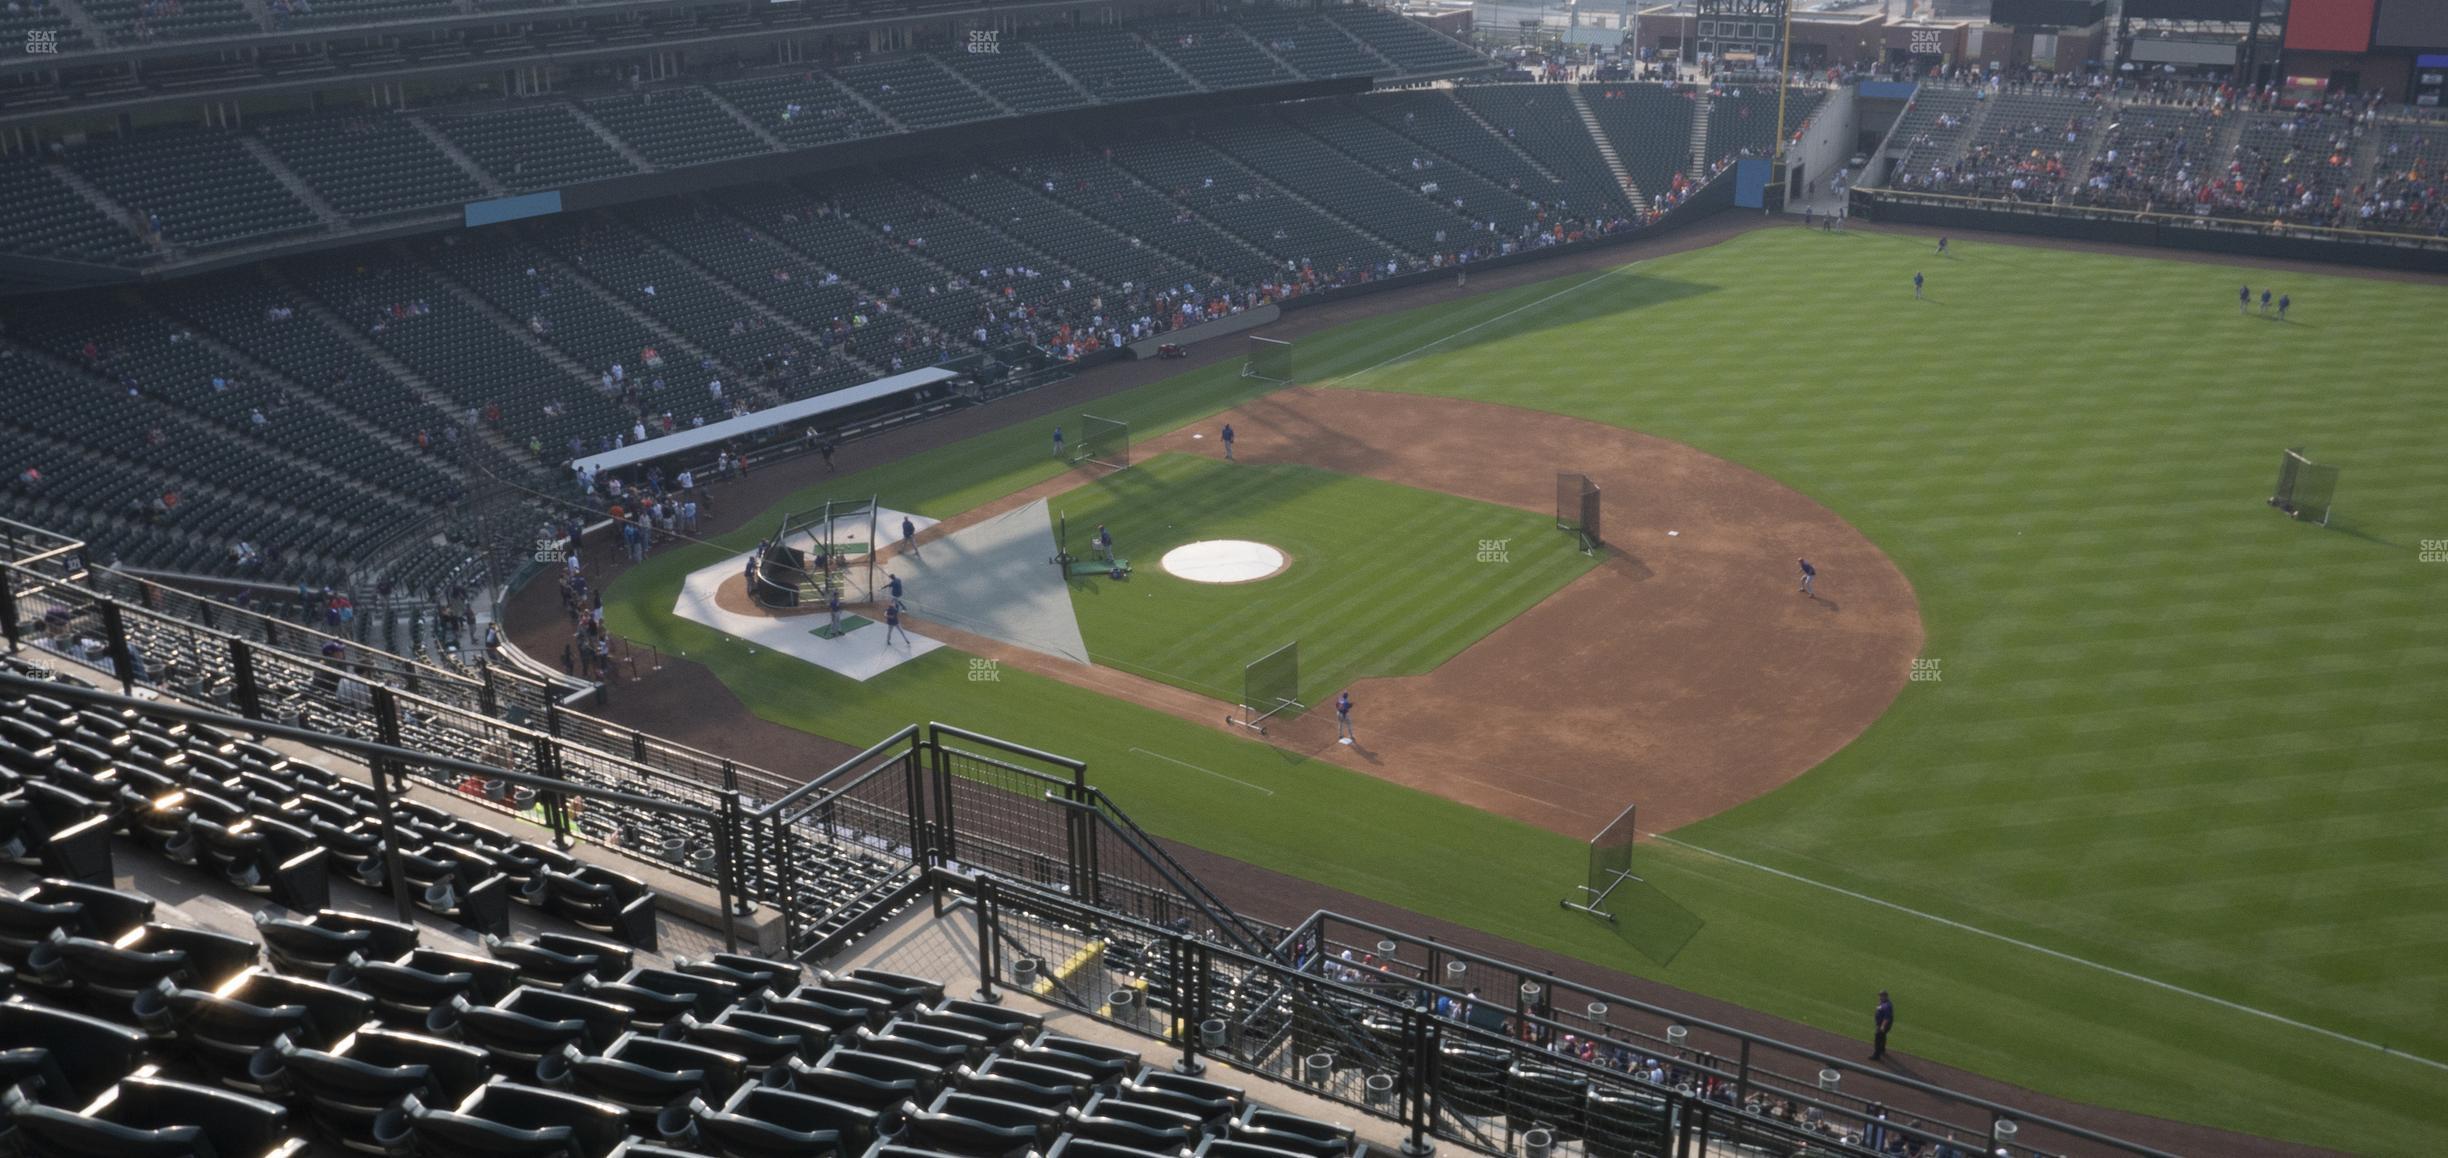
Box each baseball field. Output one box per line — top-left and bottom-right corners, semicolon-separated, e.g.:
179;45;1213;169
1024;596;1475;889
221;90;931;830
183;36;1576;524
603;227;2448;1153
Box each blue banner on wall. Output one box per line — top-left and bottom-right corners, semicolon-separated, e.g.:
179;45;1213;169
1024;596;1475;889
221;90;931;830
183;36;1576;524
1733;158;1773;209
1858;81;1922;100
464;191;563;228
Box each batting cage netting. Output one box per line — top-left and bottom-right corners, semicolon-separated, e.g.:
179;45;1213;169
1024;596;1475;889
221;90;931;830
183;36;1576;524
1557;472;1601;552
1074;414;1130;470
2269;448;2340;525
1229;641;1300;734
1243;336;1294;383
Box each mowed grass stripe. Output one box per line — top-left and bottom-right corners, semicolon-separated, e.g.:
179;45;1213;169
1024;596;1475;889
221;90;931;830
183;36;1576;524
1058;456;1593;700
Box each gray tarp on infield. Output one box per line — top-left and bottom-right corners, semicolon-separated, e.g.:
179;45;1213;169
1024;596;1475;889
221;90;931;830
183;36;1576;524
892;497;1088;664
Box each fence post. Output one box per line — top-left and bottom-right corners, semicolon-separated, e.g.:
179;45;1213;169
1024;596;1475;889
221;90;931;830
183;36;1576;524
98;600;135;694
720;788;754;918
974;875;1001;1004
1734;1039;1752;1112
714;789;743;953
1174;935;1207;1076
367;688;419;924
919;734;948;867
478;665;498;717
1402;1007;1436;1157
0;563;19;654
631;730;649;763
771;808;797;952
543;701;564;738
230;639;263;721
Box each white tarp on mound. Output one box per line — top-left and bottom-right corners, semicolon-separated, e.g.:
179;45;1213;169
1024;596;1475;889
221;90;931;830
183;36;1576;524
895;498;1088;665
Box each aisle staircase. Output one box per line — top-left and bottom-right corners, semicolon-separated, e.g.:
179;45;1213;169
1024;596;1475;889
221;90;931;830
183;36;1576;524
1566;83;1644;206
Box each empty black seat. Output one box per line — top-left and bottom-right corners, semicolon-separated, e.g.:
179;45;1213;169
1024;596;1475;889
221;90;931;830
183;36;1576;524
391;1080;628;1158
9;1071;300;1158
0;879;153;966
0;1000;149;1105
482;931;631;985
255;909;417;975
143;968;374;1093
437;987;632;1070
549;1032;748;1128
1230;1107;1353;1158
259;1027;490;1151
687;1084;885;1158
675;952;802;995
1066;1092;1205;1149
35;922;258;1019
535;867;657;950
671;1009;827;1069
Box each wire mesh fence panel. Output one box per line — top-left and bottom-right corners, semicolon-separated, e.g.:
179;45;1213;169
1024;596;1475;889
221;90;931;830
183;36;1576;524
1075;413;1130;470
1245;335;1294;382
935;743;1080;892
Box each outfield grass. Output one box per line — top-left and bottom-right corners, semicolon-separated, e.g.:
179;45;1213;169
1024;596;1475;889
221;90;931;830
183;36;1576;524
607;228;2448;1153
1055;454;1596;701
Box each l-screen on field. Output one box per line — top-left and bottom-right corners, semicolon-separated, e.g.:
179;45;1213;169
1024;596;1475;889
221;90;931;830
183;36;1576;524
1052;454;1595;704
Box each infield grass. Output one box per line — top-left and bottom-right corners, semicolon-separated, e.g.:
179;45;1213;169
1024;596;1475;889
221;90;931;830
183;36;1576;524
1054;453;1596;702
608;227;2448;1153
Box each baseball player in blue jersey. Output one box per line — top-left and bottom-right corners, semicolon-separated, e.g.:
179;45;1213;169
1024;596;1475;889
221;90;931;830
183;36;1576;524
1052;424;1064;459
886;571;906;613
827;589;842;634
884;603;911;647
1335;690;1354;745
1222;423;1235;461
1798;558;1817;597
1913;271;1924;299
901;515;919;559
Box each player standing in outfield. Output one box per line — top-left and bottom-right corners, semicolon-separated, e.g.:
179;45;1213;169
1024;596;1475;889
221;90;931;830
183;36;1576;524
2279;293;2290;320
2240;283;2251;313
1798;557;1817;597
1052;424;1064;459
1095;523;1114;564
900;515;919;559
886;571;906;613
1872;991;1895;1060
1221;423;1235;461
884;603;910;647
1935;236;1948;255
1335;690;1355;745
1912;271;1924;299
2261;288;2273;315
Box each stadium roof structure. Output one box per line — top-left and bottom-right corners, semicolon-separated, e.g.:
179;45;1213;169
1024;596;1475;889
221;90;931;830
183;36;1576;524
572;367;961;476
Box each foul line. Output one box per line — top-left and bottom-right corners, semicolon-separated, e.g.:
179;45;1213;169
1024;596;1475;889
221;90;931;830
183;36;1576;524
1338;259;1648;386
1648;834;2448;1074
1128;747;1275;796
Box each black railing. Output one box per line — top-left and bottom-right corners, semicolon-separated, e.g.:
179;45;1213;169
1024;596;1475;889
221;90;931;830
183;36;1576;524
965;876;2178;1158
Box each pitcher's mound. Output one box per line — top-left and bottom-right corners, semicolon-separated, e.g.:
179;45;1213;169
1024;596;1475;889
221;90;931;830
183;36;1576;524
1160;540;1290;584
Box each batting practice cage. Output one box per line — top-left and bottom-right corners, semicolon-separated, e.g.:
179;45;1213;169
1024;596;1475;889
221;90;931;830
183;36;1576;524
1073;414;1131;471
1243;336;1294;383
2268;448;2341;526
1228;641;1300;734
754;496;881;608
1561;801;1640;922
1557;472;1602;553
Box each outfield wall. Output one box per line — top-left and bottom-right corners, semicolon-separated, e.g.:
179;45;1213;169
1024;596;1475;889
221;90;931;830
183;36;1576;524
1850;188;2448;275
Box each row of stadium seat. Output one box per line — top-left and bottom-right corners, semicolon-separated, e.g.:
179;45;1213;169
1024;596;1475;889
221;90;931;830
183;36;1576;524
0;667;1379;1158
5;84;1715;586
